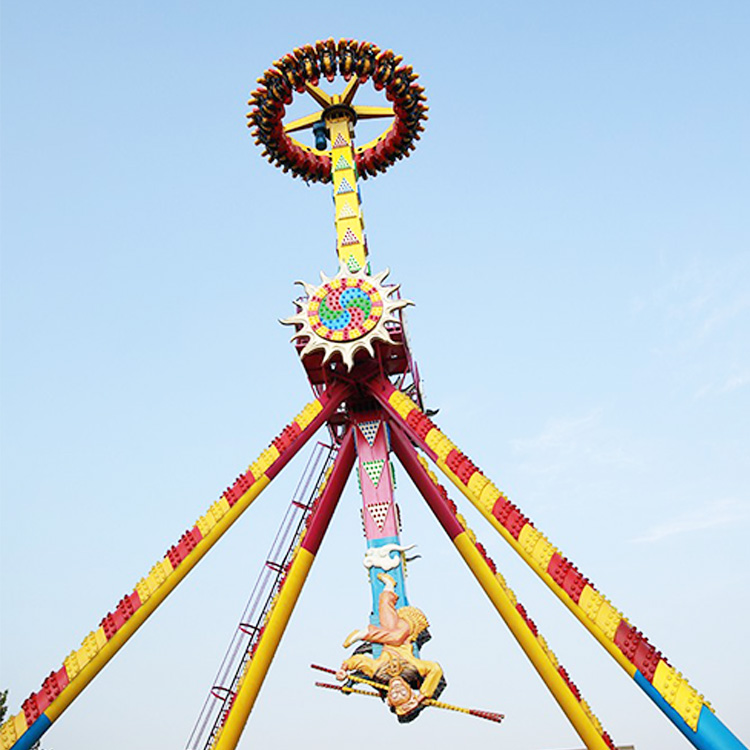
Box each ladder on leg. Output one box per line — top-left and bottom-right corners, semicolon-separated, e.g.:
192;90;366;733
186;441;338;750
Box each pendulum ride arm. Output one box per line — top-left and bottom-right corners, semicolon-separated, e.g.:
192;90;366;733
352;410;412;626
1;383;351;750
211;427;356;750
391;425;616;750
370;377;746;750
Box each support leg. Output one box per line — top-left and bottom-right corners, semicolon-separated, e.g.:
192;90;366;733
371;377;747;750
2;383;351;750
391;423;615;750
212;427;356;750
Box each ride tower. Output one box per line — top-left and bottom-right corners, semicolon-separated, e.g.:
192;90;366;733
2;39;746;750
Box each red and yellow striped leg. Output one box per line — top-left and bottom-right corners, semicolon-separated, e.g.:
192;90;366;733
212;428;356;750
1;383;351;750
391;424;615;750
370;377;746;750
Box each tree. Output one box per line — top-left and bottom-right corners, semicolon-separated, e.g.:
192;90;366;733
0;689;45;749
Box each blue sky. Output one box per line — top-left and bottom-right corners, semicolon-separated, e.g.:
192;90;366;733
1;2;748;749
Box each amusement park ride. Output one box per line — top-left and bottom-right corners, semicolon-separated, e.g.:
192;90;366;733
2;39;747;750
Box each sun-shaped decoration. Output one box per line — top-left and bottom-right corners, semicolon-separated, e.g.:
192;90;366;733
282;265;411;370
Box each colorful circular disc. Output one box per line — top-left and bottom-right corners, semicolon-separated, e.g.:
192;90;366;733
283;266;409;370
308;277;383;341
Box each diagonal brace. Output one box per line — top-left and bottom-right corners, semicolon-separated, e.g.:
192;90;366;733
390;422;615;750
212;427;356;750
370;376;747;750
3;382;352;750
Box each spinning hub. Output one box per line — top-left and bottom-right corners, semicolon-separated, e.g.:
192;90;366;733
247;39;428;183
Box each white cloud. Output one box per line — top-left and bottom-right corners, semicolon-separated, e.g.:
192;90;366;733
694;369;750;398
632;254;750;402
721;371;750;393
511;410;637;476
697;294;750;339
631;253;749;347
632;498;750;543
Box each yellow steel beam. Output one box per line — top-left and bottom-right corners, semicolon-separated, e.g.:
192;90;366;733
304;82;332;109
284;111;324;134
340;77;360;106
213;548;315;750
453;533;612;750
353;105;394;120
354;122;395;154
